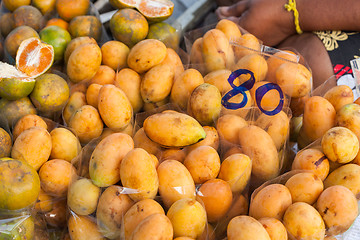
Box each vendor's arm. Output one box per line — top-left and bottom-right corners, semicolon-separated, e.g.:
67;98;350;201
216;0;360;46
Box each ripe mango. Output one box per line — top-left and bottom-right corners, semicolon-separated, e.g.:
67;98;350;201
143;111;206;148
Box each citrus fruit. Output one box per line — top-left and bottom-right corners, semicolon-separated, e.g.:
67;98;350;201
110;8;149;48
0;159;40;210
32;0;56;15
16;37;54;77
0;77;36;100
0;97;37;128
0;13;15;37
56;0;90;22
110;0;137;9
0;127;12;158
147;22;179;50
30;73;70;112
137;0;174;22
0;215;35;240
39;25;71;62
4;26;40;60
13;5;44;31
0;61;35;100
2;0;31;12
45;18;69;30
68;15;102;42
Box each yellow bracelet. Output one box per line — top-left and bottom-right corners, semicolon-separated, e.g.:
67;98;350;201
284;0;303;34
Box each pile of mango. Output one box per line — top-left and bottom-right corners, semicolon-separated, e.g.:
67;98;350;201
1;0;360;240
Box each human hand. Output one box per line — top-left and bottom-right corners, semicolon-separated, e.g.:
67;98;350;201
215;0;298;46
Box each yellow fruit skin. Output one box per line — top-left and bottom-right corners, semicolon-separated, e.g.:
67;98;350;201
68;105;104;144
254;111;290;151
324;163;360;199
11;126;52;171
39;159;76;197
67;178;101;215
120;199;165;240
324;85;354;112
96;185;134;239
98;84;133;130
316;185;358;236
127;39;167;74
227;215;271;240
0;159;40;210
64;36;97;65
258;217;288;240
143;111;206;148
238;125;279;182
218;153;252;193
167;198;207;239
62;91;87;125
114;68;143;113
120;148;159;202
202;29;234;74
188;83;222;126
321;126;359;164
285;172;323;205
89;133;134;187
131;213;173;240
302;96;336;142
249;184;292;220
67;43;102;83
170;68;204;111
141;64;174;103
283;202;325;240
157;160;196;209
0;128;12;158
30;73;69;113
68;215;105;240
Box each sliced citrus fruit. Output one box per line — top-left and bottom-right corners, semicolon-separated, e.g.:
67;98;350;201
0;62;36;100
137;0;174;22
15;37;54;78
109;0;138;9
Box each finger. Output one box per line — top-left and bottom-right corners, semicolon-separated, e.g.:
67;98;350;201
216;1;248;18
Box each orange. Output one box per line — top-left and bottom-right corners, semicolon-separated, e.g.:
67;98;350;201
0;13;15;37
68;15;102;42
137;0;174;22
0;128;12;158
16;37;54;77
46;18;69;30
56;0;90;22
109;8;149;48
30;73;70;112
109;0;137;9
39;25;71;61
2;0;31;12
4;25;40;59
147;22;180;50
32;0;56;15
13;5;44;31
0;159;40;210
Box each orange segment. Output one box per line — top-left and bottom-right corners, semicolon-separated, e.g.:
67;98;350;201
16;37;54;78
137;0;174;22
109;0;138;9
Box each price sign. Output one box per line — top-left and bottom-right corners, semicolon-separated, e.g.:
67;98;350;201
221;69;284;116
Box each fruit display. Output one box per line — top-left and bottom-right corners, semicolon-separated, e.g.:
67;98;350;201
0;0;360;240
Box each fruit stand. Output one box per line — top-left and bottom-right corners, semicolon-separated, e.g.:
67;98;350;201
0;0;360;240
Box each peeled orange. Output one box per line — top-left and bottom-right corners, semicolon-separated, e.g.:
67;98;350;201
16;37;54;77
138;0;174;22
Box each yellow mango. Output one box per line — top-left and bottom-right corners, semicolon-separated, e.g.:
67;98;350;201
143;111;206;148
